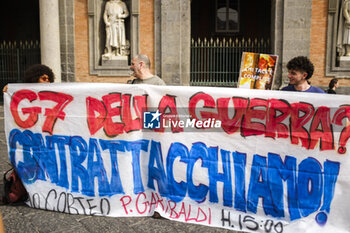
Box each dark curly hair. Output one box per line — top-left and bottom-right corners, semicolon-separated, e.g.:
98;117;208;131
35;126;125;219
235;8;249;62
24;64;55;83
286;56;314;80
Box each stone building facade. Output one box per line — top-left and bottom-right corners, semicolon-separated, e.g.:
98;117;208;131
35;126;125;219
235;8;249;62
25;0;350;93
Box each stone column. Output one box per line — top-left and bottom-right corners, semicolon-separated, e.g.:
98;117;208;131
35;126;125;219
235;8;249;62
280;0;312;86
39;0;61;82
271;0;284;89
157;0;191;85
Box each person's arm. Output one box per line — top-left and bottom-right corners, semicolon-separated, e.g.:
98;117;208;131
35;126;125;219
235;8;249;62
0;212;5;233
2;84;8;93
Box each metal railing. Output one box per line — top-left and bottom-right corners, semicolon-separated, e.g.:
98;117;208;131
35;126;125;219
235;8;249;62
190;37;270;87
0;40;41;87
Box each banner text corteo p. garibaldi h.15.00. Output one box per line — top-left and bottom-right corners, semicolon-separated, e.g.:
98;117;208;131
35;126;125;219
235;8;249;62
4;83;350;233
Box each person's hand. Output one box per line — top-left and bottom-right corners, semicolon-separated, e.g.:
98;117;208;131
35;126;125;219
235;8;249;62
2;85;8;93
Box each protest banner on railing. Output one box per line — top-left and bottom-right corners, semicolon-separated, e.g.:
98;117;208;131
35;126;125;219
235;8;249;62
4;83;350;233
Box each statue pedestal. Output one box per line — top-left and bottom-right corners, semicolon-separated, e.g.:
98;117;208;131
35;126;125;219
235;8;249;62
338;56;350;68
102;55;128;68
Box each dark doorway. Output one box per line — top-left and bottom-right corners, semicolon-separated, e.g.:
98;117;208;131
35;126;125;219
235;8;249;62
0;0;41;98
191;0;271;87
0;1;40;41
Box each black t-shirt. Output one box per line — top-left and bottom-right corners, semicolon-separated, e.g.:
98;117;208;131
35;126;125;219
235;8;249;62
326;89;336;94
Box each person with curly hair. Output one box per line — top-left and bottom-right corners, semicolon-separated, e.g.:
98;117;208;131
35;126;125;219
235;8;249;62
281;56;325;93
3;64;54;92
23;64;55;83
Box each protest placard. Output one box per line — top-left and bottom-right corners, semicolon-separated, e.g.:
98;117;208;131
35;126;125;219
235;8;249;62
238;52;278;90
4;83;350;233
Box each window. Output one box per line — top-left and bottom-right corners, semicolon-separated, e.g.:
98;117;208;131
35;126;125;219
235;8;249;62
216;0;239;33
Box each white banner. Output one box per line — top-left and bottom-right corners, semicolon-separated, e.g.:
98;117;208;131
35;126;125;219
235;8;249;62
4;83;350;233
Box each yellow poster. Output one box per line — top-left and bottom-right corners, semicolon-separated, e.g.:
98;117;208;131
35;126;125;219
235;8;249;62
238;52;278;90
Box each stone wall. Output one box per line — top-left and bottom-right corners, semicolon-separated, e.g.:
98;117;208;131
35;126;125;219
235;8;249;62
74;0;154;83
311;0;350;94
59;0;75;82
310;0;328;87
139;0;155;70
155;0;190;85
280;0;313;87
70;0;350;92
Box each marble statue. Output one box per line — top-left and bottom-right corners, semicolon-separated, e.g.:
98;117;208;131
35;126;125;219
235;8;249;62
337;0;350;57
102;0;130;59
